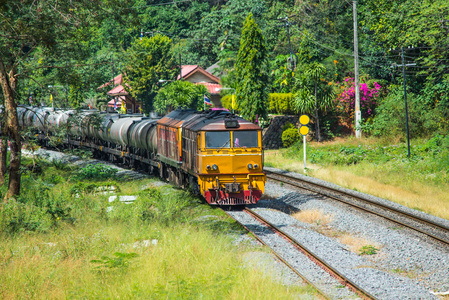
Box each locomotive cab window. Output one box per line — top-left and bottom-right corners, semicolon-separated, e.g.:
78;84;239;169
205;131;231;148
233;131;259;148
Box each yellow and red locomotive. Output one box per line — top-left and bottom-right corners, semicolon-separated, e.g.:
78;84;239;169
157;109;266;205
18;107;266;205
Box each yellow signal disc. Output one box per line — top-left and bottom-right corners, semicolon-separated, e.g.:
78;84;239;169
299;115;310;125
299;126;309;136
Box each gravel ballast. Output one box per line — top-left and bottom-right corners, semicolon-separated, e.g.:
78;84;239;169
259;167;449;299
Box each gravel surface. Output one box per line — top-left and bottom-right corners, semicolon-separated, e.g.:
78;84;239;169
259;167;449;299
226;210;359;299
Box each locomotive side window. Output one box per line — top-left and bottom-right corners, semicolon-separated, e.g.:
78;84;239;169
233;131;258;148
205;131;231;148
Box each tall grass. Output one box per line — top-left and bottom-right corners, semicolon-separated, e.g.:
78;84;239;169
0;160;314;299
265;135;449;219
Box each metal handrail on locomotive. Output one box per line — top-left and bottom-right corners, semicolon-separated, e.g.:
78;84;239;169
18;106;266;205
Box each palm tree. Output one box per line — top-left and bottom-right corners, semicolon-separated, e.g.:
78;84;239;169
293;62;335;142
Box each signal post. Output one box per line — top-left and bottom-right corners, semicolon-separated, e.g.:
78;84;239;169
299;115;310;172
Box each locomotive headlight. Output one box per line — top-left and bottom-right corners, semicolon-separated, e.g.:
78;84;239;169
247;163;253;169
206;165;211;170
254;164;259;169
212;164;218;170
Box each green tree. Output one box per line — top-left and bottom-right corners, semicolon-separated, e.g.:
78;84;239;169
122;35;178;113
362;0;449;82
0;0;129;199
293;62;335;142
153;81;209;115
235;13;269;123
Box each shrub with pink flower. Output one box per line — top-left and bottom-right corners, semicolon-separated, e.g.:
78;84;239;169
334;76;381;125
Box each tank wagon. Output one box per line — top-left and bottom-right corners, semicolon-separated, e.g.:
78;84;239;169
19;106;266;205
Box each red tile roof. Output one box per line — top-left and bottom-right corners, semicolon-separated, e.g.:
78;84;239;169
107;84;128;96
98;74;123;89
178;65;198;79
177;65;220;83
195;82;222;94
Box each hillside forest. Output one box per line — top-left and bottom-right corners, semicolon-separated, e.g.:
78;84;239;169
1;0;449;197
3;0;449;136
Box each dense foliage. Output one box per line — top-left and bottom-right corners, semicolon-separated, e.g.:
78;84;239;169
153;80;209;114
2;0;449;144
282;127;301;148
268;93;295;115
123;35;178;112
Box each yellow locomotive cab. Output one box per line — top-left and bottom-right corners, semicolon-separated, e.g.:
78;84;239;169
197;129;266;205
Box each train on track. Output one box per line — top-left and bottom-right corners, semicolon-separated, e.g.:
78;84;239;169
18;106;266;205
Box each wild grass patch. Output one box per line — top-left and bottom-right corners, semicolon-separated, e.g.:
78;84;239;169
337;234;381;255
0;159;314;299
292;209;333;226
265;136;449;220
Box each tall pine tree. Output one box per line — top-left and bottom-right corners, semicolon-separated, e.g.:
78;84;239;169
235;13;268;123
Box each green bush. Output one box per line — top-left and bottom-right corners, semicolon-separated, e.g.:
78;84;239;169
282;121;295;131
74;164;118;180
268;93;295;114
282;127;301;147
0;199;53;234
0;177;74;234
368;84;449;138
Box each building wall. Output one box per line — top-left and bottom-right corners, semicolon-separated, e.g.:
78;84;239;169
186;72;217;83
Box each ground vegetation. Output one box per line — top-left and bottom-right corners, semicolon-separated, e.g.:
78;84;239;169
0;156;316;298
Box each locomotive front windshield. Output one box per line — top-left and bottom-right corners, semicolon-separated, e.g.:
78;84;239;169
233;131;258;148
205;130;259;148
205;131;231;148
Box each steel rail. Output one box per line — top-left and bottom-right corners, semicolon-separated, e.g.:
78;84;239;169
265;170;449;246
222;208;331;300
241;208;377;300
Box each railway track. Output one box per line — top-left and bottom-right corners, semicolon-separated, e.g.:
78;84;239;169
223;207;377;300
265;169;449;247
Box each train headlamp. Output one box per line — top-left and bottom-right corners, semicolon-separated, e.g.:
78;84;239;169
254;164;259;169
206;165;211;170
247;163;253;169
212;164;218;170
225;120;239;128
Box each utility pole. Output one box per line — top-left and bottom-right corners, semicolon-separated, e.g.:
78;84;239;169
401;47;411;157
179;53;182;80
353;0;361;138
277;16;298;71
391;47;416;158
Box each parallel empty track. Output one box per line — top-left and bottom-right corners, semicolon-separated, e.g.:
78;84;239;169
224;207;377;299
265;170;449;246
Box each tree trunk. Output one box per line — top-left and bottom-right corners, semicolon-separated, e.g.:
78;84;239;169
0;105;7;184
0;61;21;199
0;138;7;185
314;80;321;142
